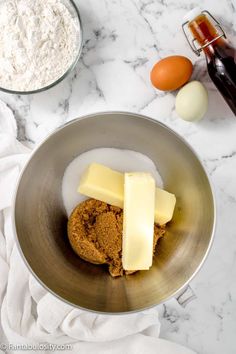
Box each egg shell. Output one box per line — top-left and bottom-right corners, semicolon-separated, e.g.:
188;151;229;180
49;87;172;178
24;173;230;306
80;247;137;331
175;81;208;122
150;55;193;91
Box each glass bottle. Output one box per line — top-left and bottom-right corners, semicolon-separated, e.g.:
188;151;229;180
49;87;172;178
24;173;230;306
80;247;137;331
182;9;236;116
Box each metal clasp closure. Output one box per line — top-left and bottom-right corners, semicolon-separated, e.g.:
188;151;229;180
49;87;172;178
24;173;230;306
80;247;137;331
182;10;227;56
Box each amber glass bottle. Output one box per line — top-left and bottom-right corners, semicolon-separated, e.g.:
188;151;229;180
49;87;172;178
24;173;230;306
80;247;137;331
184;11;236;115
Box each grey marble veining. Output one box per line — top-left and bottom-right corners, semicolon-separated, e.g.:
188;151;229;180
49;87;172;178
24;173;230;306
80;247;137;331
0;0;235;353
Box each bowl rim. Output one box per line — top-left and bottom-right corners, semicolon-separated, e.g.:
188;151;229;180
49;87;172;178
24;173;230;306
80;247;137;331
12;111;217;314
0;0;83;95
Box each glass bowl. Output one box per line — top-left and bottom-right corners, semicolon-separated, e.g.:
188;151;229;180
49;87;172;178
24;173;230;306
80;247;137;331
0;0;83;95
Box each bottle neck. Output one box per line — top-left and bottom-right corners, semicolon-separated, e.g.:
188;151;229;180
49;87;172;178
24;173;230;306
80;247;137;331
188;14;226;57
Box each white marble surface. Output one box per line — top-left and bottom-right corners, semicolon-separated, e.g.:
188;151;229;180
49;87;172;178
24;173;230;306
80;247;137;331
0;0;236;353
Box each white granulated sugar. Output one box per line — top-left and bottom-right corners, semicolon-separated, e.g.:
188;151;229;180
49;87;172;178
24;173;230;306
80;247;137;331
0;0;80;91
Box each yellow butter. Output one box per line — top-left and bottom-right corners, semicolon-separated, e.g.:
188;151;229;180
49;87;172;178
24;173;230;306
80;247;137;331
154;188;176;225
78;163;124;208
78;163;176;225
122;172;155;270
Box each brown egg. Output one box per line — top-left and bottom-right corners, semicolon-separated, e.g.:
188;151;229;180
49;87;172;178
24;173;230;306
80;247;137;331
150;55;193;91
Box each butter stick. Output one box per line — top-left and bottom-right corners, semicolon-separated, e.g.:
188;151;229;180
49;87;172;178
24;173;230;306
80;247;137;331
78;163;176;225
122;172;155;270
78;163;124;208
154;188;176;225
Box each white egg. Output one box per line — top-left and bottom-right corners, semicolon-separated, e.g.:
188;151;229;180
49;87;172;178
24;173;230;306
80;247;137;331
175;81;208;122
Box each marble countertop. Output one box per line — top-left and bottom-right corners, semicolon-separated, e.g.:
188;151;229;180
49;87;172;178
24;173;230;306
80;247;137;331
0;0;235;353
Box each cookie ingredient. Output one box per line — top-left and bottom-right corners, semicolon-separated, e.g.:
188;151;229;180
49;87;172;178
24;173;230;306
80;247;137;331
122;173;155;271
175;81;208;121
78;163;123;208
150;55;193;91
78;163;176;225
68;199;165;277
184;9;236;115
62;148;163;216
155;188;176;225
0;0;80;92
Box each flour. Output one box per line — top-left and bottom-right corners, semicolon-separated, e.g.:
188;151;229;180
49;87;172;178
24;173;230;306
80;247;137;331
0;0;80;91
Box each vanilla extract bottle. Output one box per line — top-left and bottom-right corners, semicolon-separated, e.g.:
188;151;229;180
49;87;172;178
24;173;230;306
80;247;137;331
182;9;236;115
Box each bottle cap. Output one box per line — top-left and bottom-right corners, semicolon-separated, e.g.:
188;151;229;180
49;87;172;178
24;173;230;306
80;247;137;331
182;9;227;57
183;7;202;23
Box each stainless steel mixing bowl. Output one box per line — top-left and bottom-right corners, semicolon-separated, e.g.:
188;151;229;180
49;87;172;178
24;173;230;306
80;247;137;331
13;112;215;313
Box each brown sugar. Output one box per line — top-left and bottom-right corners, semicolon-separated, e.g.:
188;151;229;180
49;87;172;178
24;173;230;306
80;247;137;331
68;198;166;277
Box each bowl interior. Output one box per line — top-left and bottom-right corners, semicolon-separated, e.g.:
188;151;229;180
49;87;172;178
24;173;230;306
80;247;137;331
14;112;215;313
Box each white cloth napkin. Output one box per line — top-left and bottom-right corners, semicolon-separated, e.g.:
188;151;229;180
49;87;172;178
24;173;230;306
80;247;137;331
0;100;196;354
